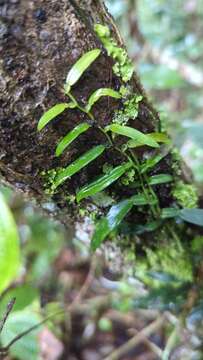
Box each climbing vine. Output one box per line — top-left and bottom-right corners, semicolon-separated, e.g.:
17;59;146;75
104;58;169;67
37;24;202;257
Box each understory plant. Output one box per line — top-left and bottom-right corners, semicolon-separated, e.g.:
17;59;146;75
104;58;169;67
36;24;203;283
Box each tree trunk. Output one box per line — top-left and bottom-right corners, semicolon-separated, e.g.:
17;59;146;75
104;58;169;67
0;0;201;278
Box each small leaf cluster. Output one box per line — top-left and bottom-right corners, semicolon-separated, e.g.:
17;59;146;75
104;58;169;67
37;25;203;254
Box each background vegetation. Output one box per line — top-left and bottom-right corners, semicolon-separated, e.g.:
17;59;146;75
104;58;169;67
0;0;203;359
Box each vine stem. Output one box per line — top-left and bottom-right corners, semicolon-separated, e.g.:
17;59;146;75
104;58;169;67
162;322;180;360
129;149;158;218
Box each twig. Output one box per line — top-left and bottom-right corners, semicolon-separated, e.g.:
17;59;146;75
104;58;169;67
69;254;97;307
104;315;165;360
0;298;16;334
129;328;163;358
162;322;180;360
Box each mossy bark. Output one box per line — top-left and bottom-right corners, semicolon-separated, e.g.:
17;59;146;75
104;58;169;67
0;0;202;277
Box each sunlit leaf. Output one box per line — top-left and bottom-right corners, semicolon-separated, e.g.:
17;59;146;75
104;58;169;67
54;145;105;188
149;132;171;144
148;174;173;185
91;193;153;251
55;123;90;157
0;193;20;293
86;88;121;112
76;162;132;202
37;103;75;131
180;208;203;226
127;132;170;148
106;124;159;148
65;49;101;91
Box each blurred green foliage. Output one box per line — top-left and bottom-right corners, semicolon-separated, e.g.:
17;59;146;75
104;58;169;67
106;0;203;185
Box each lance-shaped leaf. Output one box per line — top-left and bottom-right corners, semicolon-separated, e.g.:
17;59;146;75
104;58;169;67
161;208;180;219
76;162;132;202
91;198;134;251
86;88;121;112
127;132;170;148
140;146;171;174
37;103;75;131
132;220;162;235
54;145;105;189
65;49;101;92
91;193;152;251
56;123;90;157
148;174;173;185
106;124;159;148
180;208;203;226
0;193;20;293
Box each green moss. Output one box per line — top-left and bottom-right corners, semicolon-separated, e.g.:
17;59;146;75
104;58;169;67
102;163;113;174
113;94;143;126
173;181;198;208
94;24;134;82
66;194;75;204
120;168;135;185
41;168;63;195
145;240;193;282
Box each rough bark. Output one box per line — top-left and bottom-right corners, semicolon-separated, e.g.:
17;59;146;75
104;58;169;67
0;0;161;211
0;0;201;275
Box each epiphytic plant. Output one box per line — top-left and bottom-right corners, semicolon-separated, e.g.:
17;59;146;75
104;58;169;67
37;36;203;252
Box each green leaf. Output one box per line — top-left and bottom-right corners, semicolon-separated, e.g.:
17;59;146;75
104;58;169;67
149;132;171;144
0;310;41;360
0;193;20;294
140;146;171;174
0;285;39;314
161;208;180;219
127;132;170;148
54;145;105;188
132;220;162;234
55;123;90;157
37;103;75;131
86;88;121;112
131;193;157;205
148;174;173;185
91;198;134;251
65;49;101;91
76;162;132;202
106;124;159;148
141;154;163;174
180;208;203;226
91;193;153;251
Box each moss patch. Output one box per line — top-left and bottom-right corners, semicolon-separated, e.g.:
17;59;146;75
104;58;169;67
173;181;198;208
145;240;193;282
94;24;134;82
